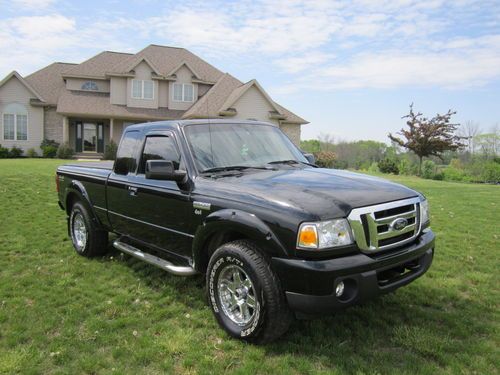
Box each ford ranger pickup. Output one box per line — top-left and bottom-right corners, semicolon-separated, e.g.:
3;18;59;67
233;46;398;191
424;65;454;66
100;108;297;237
56;120;435;343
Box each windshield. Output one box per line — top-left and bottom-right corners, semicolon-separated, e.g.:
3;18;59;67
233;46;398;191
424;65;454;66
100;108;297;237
184;123;308;172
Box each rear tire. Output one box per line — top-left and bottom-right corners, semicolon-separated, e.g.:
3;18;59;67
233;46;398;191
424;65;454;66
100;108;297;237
207;240;293;344
69;201;108;257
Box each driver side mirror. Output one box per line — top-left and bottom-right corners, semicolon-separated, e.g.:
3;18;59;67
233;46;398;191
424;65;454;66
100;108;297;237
145;160;186;182
303;153;316;164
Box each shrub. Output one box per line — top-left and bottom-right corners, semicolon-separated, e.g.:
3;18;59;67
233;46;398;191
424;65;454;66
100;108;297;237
0;145;9;158
367;162;380;173
421;160;436;179
443;167;470;182
8;146;23;158
466;160;500;183
378;158;399;174
314;151;336;168
333;159;348;169
40;139;60;158
42;145;58;158
104;140;118;160
26;148;38;158
56;143;75;159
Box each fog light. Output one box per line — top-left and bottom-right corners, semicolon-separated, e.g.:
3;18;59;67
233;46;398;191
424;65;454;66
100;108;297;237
335;281;345;297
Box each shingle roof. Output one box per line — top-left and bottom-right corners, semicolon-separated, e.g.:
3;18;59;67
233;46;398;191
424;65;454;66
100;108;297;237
63;51;133;78
110;45;224;83
9;44;307;125
57;91;184;120
183;76;308;124
182;73;243;119
25;62;76;105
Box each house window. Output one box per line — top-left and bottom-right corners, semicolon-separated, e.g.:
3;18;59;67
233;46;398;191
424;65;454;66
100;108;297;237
173;83;194;102
2;103;28;141
131;79;154;100
81;81;99;91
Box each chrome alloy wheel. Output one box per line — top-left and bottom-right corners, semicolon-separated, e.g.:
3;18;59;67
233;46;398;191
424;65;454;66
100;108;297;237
217;265;257;326
72;213;87;251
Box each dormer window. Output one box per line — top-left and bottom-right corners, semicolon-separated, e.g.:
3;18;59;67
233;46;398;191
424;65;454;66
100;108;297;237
173;83;194;102
132;79;154;100
81;81;98;91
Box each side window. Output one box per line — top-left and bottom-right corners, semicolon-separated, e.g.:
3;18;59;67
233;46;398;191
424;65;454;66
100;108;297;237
114;130;140;175
139;135;181;173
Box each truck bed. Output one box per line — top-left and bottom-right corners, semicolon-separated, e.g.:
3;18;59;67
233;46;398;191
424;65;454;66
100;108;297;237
61;161;114;170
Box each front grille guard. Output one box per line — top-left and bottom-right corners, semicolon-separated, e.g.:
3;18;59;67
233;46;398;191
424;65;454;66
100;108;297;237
347;197;422;252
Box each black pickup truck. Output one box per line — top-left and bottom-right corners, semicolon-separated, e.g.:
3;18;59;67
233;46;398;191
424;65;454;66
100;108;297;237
56;120;435;343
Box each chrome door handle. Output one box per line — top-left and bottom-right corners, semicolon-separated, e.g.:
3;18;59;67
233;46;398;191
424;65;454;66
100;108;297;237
128;186;138;196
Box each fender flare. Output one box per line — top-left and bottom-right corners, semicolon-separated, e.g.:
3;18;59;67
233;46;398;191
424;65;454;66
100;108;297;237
192;208;289;270
64;180;102;227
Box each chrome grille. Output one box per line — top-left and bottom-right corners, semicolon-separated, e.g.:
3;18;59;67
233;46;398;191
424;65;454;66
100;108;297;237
348;197;421;252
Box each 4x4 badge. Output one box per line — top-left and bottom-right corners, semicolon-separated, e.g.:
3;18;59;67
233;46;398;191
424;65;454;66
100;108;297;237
193;201;211;211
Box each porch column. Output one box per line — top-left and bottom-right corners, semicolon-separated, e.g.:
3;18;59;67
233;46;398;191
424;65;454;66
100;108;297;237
110;118;114;142
62;116;69;143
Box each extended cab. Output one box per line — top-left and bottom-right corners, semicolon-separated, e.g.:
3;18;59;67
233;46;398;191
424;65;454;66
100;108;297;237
56;120;435;343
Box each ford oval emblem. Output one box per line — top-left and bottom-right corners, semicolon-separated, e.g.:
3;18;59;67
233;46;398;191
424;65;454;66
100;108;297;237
391;218;408;231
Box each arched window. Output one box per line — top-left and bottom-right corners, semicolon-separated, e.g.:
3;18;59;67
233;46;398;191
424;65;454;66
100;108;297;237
81;81;98;91
3;103;28;141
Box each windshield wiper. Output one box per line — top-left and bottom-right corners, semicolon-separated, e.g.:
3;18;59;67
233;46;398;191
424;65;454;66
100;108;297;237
267;159;317;167
200;165;272;174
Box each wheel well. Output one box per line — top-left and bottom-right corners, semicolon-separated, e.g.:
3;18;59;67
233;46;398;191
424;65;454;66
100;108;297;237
197;230;251;273
65;192;83;215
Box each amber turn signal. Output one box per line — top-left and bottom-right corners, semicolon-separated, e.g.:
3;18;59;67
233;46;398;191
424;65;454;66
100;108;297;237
297;224;318;249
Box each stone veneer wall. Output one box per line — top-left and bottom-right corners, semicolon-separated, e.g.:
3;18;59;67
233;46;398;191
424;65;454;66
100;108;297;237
44;107;64;144
279;123;301;146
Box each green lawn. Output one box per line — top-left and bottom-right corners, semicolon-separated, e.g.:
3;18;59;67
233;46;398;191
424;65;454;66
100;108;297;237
0;159;498;375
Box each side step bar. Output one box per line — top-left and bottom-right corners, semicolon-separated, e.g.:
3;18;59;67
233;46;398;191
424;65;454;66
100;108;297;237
113;240;197;276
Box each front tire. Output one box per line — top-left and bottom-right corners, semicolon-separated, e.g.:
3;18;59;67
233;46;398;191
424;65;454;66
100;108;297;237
207;240;293;344
69;201;108;257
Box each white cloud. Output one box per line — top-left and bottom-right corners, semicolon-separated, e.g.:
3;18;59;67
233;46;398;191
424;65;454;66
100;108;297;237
10;0;56;9
1;0;499;92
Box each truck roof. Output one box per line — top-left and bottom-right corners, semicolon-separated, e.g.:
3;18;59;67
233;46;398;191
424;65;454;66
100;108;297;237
125;119;277;132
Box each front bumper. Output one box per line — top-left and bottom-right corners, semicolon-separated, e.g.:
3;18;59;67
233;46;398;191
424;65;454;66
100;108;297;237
271;230;435;314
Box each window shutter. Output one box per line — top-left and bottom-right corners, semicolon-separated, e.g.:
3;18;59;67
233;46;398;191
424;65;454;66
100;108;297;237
75;121;83;152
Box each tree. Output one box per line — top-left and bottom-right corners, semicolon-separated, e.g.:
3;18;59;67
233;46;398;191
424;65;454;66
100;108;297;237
458;121;481;155
389;104;464;175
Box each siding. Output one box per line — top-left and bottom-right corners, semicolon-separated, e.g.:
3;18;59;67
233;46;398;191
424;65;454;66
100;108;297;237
110;77;127;105
168;65;198;110
126;61;159;109
0;76;44;153
158;81;168;108
232;86;278;126
66;78;110;92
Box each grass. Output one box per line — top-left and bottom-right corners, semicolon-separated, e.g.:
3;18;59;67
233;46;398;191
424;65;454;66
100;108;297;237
0;159;499;374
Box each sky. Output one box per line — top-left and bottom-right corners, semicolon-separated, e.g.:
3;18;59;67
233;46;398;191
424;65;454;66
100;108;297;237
1;0;499;143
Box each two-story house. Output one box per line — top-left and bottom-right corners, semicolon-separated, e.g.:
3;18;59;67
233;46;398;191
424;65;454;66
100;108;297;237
0;44;308;157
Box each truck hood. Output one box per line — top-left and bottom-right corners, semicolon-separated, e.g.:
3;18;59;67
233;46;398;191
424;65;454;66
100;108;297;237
197;167;420;219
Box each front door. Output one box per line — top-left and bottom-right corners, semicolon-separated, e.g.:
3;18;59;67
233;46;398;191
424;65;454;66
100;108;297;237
83;123;97;152
75;121;104;153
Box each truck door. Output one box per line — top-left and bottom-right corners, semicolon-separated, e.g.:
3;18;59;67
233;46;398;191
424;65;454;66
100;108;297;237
107;129;142;236
112;131;193;259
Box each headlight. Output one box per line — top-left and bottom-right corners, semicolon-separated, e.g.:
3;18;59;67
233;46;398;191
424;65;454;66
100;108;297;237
297;219;353;249
420;199;430;225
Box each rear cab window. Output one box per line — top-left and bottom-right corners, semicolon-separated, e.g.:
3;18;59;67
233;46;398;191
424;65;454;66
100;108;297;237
114;130;141;175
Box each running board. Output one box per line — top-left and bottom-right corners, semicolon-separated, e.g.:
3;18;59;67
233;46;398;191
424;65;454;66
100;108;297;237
113;240;197;276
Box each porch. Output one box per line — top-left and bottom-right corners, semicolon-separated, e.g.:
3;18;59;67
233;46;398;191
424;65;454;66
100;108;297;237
62;117;138;158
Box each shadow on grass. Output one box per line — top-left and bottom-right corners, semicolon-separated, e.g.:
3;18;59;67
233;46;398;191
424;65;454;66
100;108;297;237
93;243;491;372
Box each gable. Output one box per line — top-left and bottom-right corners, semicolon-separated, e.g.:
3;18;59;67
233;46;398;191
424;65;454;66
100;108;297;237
0;74;39;105
232;86;276;122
